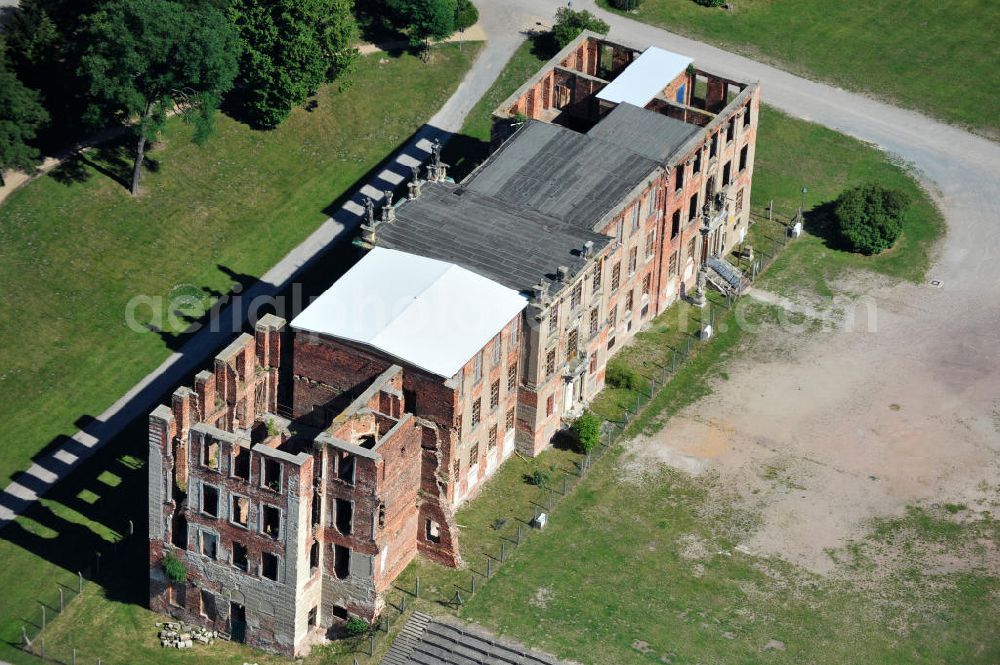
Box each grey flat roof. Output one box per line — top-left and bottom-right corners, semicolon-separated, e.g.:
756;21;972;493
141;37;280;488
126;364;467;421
379;182;609;293
463;121;660;231
587;102;701;163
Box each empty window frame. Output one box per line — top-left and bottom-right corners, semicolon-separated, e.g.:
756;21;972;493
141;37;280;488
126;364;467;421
333;544;350;579
200;589;217;620
722;161;732;187
309;541;320;572
592;263;602;291
425;519;441;544
675;163;685;192
610;263;621;291
687;235;697;261
609;305;618;327
201;484;219;517
232;447;250;480
469;442;479;467
628;247;638;275
589;307;599;336
488;425;497;450
509;319;519;349
262;459;282;492
739;144;749;172
507;363;517;391
505;407;515;431
200;530;218;559
262;505;281;539
726;117;735;143
669;251;679;275
548;309;558;334
490;380;500;410
688;193;698;221
232;541;249;572
625;290;634;313
642;274;651;296
589;353;598;374
491;334;501;365
645;230;655;259
545;349;556;378
743;104;752;127
308;606;318;627
337;451;355;484
736;188;744;213
571;282;582;310
647;187;657;216
630;203;640;230
335;498;353;535
202;436;219;470
262;552;279;581
671;210;681;239
230;494;249;527
693;150;702;174
709;134;718;159
546;394;555;417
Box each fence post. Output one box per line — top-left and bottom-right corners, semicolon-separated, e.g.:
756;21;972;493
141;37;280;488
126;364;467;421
768;199;773;221
415;576;420;598
60;588;64;613
369;635;375;656
78;572;83;593
95;552;101;578
486;557;492;578
561;476;567;495
546;489;552;511
73;647;77;665
515;525;521;545
40;603;45;631
471;575;476;595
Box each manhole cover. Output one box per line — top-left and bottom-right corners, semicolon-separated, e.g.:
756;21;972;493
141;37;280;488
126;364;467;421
929;279;943;288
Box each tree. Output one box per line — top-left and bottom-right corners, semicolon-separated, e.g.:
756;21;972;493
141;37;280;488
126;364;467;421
229;0;358;129
3;0;98;145
77;0;240;195
571;412;601;454
609;0;644;9
0;45;49;186
834;183;911;255
552;8;610;49
388;0;456;57
453;0;478;31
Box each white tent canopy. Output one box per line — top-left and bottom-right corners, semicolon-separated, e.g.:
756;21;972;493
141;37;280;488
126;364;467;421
291;247;527;378
596;46;693;108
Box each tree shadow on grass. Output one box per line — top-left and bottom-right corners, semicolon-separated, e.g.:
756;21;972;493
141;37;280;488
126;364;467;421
802;201;849;251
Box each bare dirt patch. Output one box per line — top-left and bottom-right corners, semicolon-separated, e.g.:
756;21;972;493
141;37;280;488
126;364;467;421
627;273;1000;576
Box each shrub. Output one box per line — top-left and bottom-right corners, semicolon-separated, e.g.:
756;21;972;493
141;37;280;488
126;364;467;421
162;552;187;584
834;183;911;255
609;0;644;9
571;412;601;453
528;468;551;487
345;616;369;637
605;360;645;392
693;0;725;6
552;8;610;49
454;0;478;31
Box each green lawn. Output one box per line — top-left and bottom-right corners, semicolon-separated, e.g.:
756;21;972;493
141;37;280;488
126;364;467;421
598;0;1000;139
0;44;481;489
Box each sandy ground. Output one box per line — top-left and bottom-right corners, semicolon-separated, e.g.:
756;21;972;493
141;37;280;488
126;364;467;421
628;277;1000;575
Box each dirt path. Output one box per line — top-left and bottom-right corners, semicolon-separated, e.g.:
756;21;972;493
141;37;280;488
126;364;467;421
629;281;1000;574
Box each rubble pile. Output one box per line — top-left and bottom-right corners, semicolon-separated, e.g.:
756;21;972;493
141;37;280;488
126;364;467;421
156;622;218;649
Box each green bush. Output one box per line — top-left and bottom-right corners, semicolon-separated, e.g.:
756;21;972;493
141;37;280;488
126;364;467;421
162;552;187;584
605;360;645;392
571;412;601;453
552;8;610;49
834;183;911;255
609;0;644;8
693;0;725;7
454;0;478;31
345;616;369;636
528;468;551;487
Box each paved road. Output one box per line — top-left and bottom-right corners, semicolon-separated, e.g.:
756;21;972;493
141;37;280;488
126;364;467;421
2;1;998;528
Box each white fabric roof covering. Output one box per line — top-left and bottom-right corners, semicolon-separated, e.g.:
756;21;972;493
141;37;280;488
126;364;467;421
290;247;527;378
596;46;693;108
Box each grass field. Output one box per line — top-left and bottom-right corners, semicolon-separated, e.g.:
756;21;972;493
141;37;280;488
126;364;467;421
598;0;1000;139
9;37;967;665
0;44;481;489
